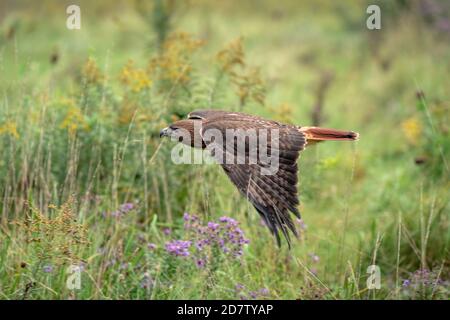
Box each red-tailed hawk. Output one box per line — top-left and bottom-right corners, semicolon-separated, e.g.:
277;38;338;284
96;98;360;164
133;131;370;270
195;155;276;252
160;110;358;247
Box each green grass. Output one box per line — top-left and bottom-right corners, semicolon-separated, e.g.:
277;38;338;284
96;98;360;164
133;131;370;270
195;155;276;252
0;0;448;300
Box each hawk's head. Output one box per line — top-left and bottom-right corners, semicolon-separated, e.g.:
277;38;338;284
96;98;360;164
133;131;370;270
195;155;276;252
160;119;205;148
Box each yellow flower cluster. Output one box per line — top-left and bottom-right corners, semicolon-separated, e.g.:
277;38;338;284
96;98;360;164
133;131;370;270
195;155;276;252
119;60;152;93
82;57;104;84
149;31;204;84
232;67;266;106
216;38;265;106
60;103;89;136
269;103;294;124
317;156;340;170
216;36;245;73
401;116;422;145
117;101;159;126
117;102;138;125
0;121;19;139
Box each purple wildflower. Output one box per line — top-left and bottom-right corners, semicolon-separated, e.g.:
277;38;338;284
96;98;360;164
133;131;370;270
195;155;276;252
219;216;238;226
43;265;53;273
168;214;249;268
309;253;320;263
207;222;220;231
259;288;270;296
147;243;157;250
235;284;271;300
163;228;172;236
436;18;450;33
106;202;136;218
235;283;245;292
196;259;206;268
419;0;441;16
119;202;134;213
110;210;120;217
183;213;200;230
399;268;449;299
105;258;117;268
165;240;191;257
195;241;204;251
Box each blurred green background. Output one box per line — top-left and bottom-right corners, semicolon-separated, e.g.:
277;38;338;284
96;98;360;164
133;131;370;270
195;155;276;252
0;0;448;299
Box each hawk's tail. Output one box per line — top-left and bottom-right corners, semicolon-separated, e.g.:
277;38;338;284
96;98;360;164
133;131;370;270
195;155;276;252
299;126;359;142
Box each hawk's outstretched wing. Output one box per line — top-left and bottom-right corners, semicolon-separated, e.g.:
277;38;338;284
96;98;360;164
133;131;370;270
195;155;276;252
199;114;306;247
161;109;358;247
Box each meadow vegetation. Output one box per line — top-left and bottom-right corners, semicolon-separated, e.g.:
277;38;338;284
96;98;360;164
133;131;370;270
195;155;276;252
0;0;448;299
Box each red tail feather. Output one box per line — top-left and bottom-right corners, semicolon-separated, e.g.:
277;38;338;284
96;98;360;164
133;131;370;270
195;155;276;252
300;126;359;141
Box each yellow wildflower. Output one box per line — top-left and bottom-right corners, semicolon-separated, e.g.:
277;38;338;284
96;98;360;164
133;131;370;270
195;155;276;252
216;37;245;72
150;31;204;84
232;67;266;106
117;102;138;125
216;38;265;107
60;106;89;136
402;116;422;145
317;156;340;170
119;60;152;93
0;121;19;139
82;57;104;84
170;114;180;122
269;103;294;124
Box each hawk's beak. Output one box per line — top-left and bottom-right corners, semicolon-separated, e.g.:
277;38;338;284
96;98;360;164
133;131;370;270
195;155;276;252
159;127;169;138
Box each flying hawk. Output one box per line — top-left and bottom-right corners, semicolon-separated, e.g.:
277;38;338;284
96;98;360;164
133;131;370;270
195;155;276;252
160;110;358;247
